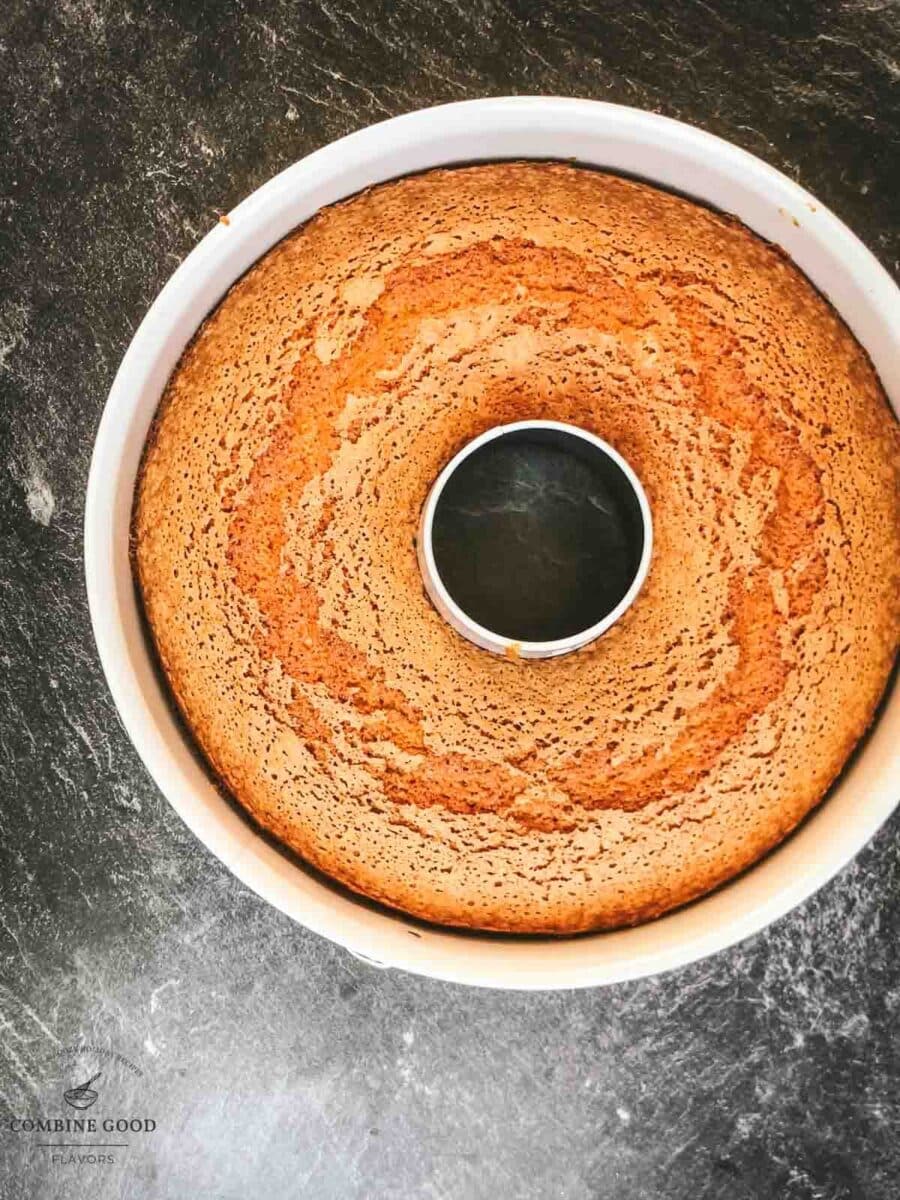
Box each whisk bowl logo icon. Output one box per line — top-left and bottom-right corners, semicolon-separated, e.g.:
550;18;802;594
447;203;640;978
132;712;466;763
63;1072;102;1110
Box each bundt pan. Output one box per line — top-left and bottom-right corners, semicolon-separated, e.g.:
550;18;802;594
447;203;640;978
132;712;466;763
85;99;900;989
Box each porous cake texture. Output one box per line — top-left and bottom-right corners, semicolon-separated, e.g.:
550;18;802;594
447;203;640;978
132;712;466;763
134;163;899;932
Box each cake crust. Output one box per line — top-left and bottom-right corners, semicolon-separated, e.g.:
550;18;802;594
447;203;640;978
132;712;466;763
134;163;900;933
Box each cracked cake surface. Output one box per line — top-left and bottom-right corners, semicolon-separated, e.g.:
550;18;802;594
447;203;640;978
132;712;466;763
133;163;899;933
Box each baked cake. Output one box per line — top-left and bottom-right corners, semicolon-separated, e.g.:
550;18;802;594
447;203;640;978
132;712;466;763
133;163;899;933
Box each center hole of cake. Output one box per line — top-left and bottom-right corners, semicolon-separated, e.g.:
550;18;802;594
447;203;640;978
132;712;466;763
430;426;646;644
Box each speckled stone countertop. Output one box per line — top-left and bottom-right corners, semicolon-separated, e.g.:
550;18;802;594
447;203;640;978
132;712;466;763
1;2;899;1197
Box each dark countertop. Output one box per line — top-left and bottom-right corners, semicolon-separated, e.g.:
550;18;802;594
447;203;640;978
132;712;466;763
1;2;899;1197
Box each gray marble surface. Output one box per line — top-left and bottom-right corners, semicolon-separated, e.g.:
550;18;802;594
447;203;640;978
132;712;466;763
1;2;899;1197
431;434;642;642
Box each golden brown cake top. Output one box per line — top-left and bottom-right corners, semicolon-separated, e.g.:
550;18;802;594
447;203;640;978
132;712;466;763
134;163;900;933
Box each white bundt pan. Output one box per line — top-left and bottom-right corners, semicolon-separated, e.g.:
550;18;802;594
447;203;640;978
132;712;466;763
85;98;900;989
